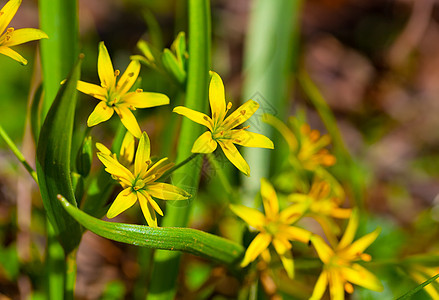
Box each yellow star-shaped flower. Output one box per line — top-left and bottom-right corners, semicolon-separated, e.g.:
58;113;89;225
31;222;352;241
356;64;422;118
96;132;191;227
310;209;383;300
230;178;311;278
0;0;48;65
77;42;170;138
173;71;274;176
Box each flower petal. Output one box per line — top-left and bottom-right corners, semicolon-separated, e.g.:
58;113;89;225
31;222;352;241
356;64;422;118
218;140;250;176
138;191;157;227
230;130;274;149
119;131;135;165
95;142;112;155
173;106;213;131
241;233;272;267
106;188;137;218
87;101;114;127
147;182;191;200
1;28;48;47
96;152;135;184
98;41;115;88
328;270;345;300
338;208;359;250
139;190;163;216
229;204;265;229
192;131;217;153
116;60;140;95
272;238;294;278
310;271;329;300
123;91;169;109
222;100;259;130
281;226;312;244
76;81;107;101
341;264;384;292
0;45;26;64
114;106;141;138
279;204;307;224
0;0;20;35
260;178;279;219
134;132;151;176
344;228;381;259
208;71;226;122
311;235;335;264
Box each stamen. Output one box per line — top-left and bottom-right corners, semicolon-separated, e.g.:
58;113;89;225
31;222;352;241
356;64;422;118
129;105;136;110
136;88;143;93
360;253;372;262
114;70;120;76
344;283;354;294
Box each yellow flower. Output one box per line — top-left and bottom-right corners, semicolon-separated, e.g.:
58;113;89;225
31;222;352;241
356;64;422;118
96;132;191;227
77;42;170;138
310;209;383;300
230;178;312;278
0;0;48;65
264;114;335;171
288;178;351;245
173;71;274;176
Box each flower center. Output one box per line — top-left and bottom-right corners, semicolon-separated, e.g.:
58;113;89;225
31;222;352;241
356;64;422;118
132;178;146;191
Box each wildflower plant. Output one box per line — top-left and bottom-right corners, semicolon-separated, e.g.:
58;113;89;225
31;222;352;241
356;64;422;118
0;0;438;299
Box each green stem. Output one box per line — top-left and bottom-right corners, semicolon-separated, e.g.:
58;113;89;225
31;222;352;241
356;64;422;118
46;222;66;300
206;153;233;196
148;1;211;299
0;124;38;183
161;152;200;180
65;249;77;300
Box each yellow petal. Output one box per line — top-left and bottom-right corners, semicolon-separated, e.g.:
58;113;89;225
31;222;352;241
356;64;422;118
173;106;213;131
241;233;272;267
106;188;137;218
230;130;274;149
123;91;169;109
87;101;114;127
0;45;26;64
96;152;135;184
330;207;351;219
116;60;140;95
263;113;298;152
344;228;380;259
98;41;115;88
192;131;217;153
119;131;135;164
114;106;141;138
77;80;107;101
139;190;163;216
272;238;294;278
310;271;329;300
0;0;20;35
338;208;359;250
279;204;307;224
328;270;345;300
218;140;250;176
96;142;112;155
311;235;334;264
208;71;226;122
147;182;191;200
222;100;259;130
143;157;171;180
134;132;151;176
229;204;265;229
137;191;157;227
281;226;312;244
341;263;384;292
1;28;48;47
260;178;279;219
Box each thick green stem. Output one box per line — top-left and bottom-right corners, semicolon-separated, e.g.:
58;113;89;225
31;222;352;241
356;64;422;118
0;124;38;182
241;0;303;205
148;1;211;299
39;0;79;119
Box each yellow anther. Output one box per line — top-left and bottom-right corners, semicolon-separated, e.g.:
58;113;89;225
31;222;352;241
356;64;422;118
136;88;143;93
114;70;120;76
227;102;232;110
344;282;354;294
360;253;372;262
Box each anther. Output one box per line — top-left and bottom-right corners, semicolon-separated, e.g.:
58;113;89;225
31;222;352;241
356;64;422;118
114;70;120;76
227;102;232;110
136;88;143;93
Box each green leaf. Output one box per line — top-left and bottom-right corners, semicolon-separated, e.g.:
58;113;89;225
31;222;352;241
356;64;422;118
36;59;83;254
30;83;43;143
161;49;186;85
397;273;439;300
57;195;244;265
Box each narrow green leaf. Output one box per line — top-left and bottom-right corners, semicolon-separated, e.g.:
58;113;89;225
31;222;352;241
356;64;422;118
161;49;186;85
36;59;83;253
397;273;439;300
57;195;244;265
